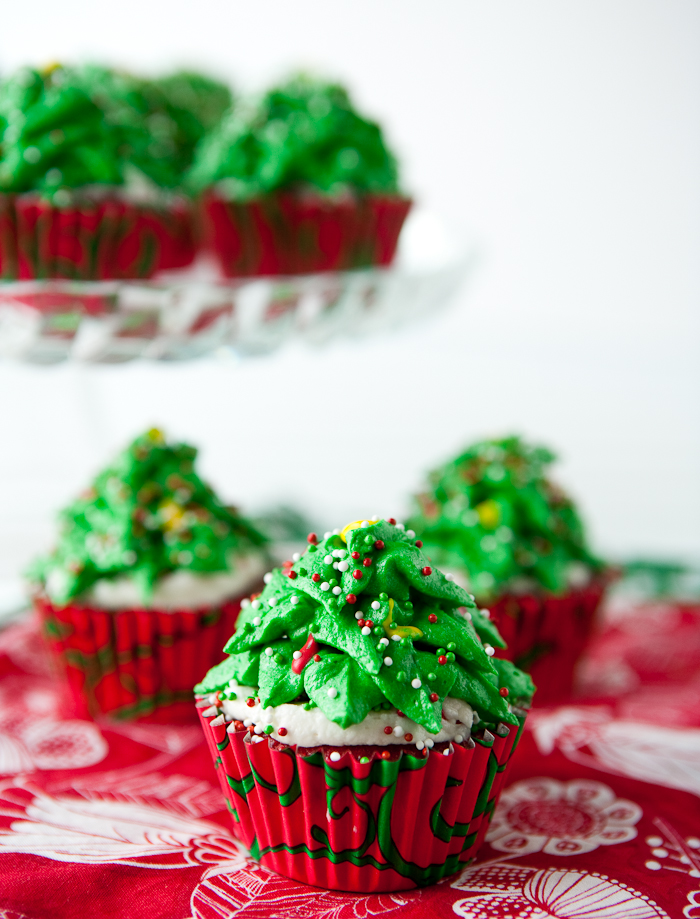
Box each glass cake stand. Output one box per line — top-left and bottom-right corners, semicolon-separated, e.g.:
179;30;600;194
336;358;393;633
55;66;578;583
0;210;477;364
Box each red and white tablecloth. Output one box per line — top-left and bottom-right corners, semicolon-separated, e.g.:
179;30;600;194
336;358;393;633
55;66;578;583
0;600;698;919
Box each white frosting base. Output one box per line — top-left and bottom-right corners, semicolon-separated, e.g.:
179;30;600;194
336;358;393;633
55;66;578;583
213;685;474;748
81;553;268;611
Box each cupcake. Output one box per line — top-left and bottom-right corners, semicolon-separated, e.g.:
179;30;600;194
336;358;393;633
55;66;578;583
186;75;412;277
0;65;202;279
195;517;534;891
29;428;268;719
407;436;608;704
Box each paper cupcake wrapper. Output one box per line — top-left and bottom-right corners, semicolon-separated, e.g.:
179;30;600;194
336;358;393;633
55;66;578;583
36;594;242;719
201;191;412;278
0;193;196;281
491;579;608;705
197;703;526;892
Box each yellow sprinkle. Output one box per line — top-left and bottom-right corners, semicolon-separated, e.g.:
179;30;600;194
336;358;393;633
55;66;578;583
147;427;165;444
382;598;423;640
475;499;500;529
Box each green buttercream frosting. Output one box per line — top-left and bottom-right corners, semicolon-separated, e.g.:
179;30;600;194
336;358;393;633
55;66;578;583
28;428;267;606
186;74;400;198
196;519;534;733
407;435;603;600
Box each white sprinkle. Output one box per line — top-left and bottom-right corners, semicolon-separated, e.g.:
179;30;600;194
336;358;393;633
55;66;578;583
391;634;401;642
465;612;472;621
360;521;369;528
371;600;381;611
355;611;364;620
324;555;333;564
243;718;252;727
426;738;434;748
252;616;262;627
254;724;264;734
361;626;371;636
393;725;404;737
332;586;342;595
445;573;455;581
320;582;330;591
481;608;491;619
265;647;273;656
455;734;464;744
443;748;450;756
292;552;301;562
323;532;331;540
371;515;379;520
337;560;349;572
327;687;338;699
269;597;277;607
282;635;288;639
332;549;345;558
291;596;300;605
411;678;422;689
415;741;425;751
333;562;339;569
384;657;393;666
332;529;340;535
252;735;264;744
379;637;389;647
396;523;405;530
263;573;272;584
406;529;416;539
485;645;495;656
241;598;251;607
293;651;302;660
251;600;261;610
329;751;341;762
469;594;475;601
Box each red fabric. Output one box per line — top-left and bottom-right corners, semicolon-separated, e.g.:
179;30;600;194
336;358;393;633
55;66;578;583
0;602;698;918
201;191;412;277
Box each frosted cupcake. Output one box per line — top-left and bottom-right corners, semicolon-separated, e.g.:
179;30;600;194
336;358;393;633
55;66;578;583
187;75;411;276
407;436;608;704
29;428;268;719
196;517;533;891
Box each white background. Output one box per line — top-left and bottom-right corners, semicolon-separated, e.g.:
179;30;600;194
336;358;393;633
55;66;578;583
0;1;698;587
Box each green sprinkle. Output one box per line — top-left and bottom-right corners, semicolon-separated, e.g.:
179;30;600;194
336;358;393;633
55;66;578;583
373;626;382;636
446;651;456;662
329;578;338;587
307;545;317;552
379;592;388;601
299;567;308;577
446;641;456;651
363;535;373;545
264;725;274;734
437;647;447;656
359;756;370;764
427;672;437;682
396;671;407;682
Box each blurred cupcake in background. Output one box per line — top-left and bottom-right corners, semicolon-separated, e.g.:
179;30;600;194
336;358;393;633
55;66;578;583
28;428;268;719
0;64;229;280
186;74;412;276
407;436;609;704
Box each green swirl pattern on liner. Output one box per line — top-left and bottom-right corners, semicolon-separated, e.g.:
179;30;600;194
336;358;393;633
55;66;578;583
407;435;604;599
197;519;534;731
28;427;267;605
186;74;400;198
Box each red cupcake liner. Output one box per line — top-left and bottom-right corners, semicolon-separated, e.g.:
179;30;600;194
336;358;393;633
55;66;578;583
197;702;527;891
35;594;242;719
201;191;412;278
490;579;608;705
0;193;196;281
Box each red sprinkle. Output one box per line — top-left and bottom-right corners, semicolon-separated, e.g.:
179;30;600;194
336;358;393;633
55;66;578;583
438;655;448;666
358;619;366;628
383;726;393;735
404;732;413;742
311;572;321;583
351;551;361;560
313;654;321;662
287;570;298;579
292;634;319;675
365;620;374;629
282;560;293;569
397;710;405;717
307;533;318;544
380;750;391;760
374;539;385;550
278;727;288;736
346;594;357;604
353;570;363;580
499;687;509;697
428;613;438;623
415;540;423;548
429;692;439;703
246;698;255;708
362;557;372;567
421;566;432;576
387;518;396;525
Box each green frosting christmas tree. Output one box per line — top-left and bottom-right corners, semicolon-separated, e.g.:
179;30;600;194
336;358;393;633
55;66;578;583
196;519;534;734
407;435;603;599
29;428;267;606
186;74;400;198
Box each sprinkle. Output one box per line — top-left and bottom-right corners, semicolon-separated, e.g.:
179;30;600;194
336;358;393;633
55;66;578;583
364;620;374;629
397;710;405;717
337;560;349;572
430;692;439;702
383;657;393;666
404;733;413;742
411;678;422;689
393;725;404;738
329;751;341;762
351;551;361;560
443;749;450;756
243;718;252;726
307;533;318;544
481;609;491;619
278;727;288;736
380;750;391;760
361;558;371;568
387;517;396;525
251;600;261;610
264;725;274;735
465;611;472;621
359;756;370;764
265;647;273;656
360;521;369;527
428;614;438;623
499;687;509;697
333;561;339;569
324;555;333;564
406;529;415;538
332;549;346;558
415;540;423;548
312;573;321;582
324;532;331;540
396;523;405;530
445;573;454;581
361;626;371;636
292;552;300;562
455;734;464;743
263;573;272;584
384;726;393;735
446;652;455;662
346;594;357;604
421;566;432;576
379;637;389;647
287;570;297;580
415;740;424;750
327;687;338;699
291;596;300;605
246;698;255;708
252;616;262;626
320;582;330;591
485;645;495;656
254;724;264;734
313;654;321;662
371;600;381;610
438;655;447;665
293;651;302;660
426;739;434;748
332;586;342;595
269;597;277;607
374;540;385;550
355;611;364;620
392;634;401;642
252;735;264;744
241;598;251;608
